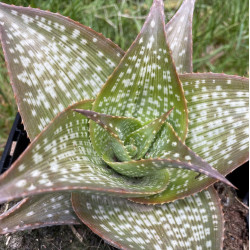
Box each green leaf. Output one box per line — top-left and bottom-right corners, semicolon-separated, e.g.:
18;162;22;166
72;187;223;249
133;73;248;203
92;0;188;142
0;0;195;140
102;122;234;188
166;0;195;73
74;109;142;142
74;109;142;161
124;108;173;160
0;3;123;139
183;73;249;177
0;100;169;203
0;193;80;234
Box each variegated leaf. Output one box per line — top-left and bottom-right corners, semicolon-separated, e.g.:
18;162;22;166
124;108;173;160
102;121;233;186
74;109;141;161
76;108;172;161
0;0;193;140
74;109;142;142
92;0;188;145
165;0;195;73
184;73;249;177
0;101;170;203
132;73;248;203
0;193;80;234
72;187;223;250
0;2;123;139
76;108;232;186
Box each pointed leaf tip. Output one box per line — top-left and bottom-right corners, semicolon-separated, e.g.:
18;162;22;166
93;0;188;142
166;0;196;73
72;188;223;249
124;108;174;160
0;3;123;139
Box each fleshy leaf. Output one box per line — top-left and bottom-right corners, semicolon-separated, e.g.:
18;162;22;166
183;73;249;176
0;2;123;139
0;100;170;203
74;109;141;161
166;0;195;73
102;122;234;188
72;187;223;249
0;193;80;234
74;109;142;141
0;0;195;140
124;108;173;160
134;73;249;203
92;0;188;142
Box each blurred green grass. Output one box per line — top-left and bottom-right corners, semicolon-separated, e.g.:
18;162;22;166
0;0;248;154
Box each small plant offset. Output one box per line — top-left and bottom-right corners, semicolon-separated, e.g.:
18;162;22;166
0;0;248;249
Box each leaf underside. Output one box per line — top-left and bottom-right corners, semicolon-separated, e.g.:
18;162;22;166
72;187;223;250
0;193;80;234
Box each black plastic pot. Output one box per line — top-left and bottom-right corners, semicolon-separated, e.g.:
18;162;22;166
0;113;248;200
0;113;30;174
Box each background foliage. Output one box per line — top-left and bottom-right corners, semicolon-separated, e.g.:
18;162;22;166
0;0;248;154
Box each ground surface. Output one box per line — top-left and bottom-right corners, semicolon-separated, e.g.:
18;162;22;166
216;183;249;250
0;183;248;250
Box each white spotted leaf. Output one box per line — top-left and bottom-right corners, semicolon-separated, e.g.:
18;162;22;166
165;0;195;73
72;187;223;250
75;108;232;187
0;0;248;248
124;108;174;160
0;2;123;140
0;101;170;203
92;0;188;143
0;0;194;140
74;109;142;162
102;121;234;189
0;193;80;234
133;73;249;203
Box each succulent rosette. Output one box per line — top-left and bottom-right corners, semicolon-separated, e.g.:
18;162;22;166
0;0;248;249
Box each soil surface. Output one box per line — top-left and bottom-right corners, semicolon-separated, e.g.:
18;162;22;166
215;183;249;250
0;183;248;250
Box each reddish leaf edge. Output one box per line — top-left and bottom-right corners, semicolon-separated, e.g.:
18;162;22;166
0;100;171;204
0;196;81;234
0;2;124;140
71;186;224;250
92;0;189;143
165;0;195;73
0;99;93;178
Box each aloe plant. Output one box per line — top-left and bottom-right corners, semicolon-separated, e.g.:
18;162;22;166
0;0;248;249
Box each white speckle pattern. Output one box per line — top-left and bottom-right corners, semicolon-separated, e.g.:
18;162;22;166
129;73;248;203
93;0;188;149
142;73;249;202
0;193;80;233
72;188;223;250
0;3;123;139
165;0;195;73
0;101;168;203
